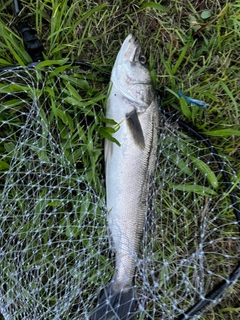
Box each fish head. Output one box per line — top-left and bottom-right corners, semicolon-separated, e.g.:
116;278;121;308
111;34;155;109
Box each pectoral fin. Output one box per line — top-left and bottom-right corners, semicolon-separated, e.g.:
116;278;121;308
126;108;145;149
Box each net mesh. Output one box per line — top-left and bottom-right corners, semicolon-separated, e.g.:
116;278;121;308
0;66;239;320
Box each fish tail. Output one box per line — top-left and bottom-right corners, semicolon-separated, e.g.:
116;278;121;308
91;282;136;320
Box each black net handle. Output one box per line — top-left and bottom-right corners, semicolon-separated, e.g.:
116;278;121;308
14;0;44;62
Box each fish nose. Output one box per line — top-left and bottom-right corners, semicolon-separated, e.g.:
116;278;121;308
124;33;138;46
123;35;139;62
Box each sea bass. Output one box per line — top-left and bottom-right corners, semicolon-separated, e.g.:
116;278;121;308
92;34;159;320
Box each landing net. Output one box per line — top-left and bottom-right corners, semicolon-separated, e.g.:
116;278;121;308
0;66;239;319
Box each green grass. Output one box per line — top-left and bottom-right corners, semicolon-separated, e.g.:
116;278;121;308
0;0;240;319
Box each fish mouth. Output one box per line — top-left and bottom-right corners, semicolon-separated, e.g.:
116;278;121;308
121;34;141;63
122;34;137;45
128;34;138;44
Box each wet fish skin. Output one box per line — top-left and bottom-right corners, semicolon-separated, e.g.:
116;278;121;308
91;34;159;320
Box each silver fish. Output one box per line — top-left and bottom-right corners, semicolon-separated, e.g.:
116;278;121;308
92;34;159;320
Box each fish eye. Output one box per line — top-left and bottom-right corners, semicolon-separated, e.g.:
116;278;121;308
139;55;147;65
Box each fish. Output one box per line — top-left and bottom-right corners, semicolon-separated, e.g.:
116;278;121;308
91;34;159;320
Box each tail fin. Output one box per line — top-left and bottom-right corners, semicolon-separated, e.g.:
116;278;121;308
91;282;136;320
